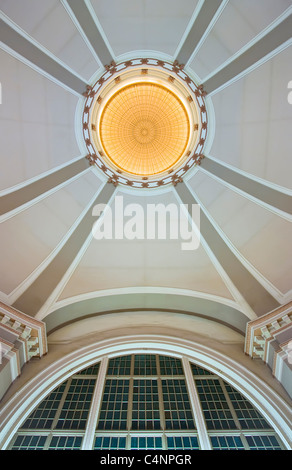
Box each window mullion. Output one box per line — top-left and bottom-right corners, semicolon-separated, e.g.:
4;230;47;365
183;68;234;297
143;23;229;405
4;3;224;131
126;356;135;449
182;357;212;450
81;357;109;450
239;433;251;450
219;378;242;430
127;378;134;431
42;432;53;450
156;356;166;430
156;355;167;449
51;378;72;430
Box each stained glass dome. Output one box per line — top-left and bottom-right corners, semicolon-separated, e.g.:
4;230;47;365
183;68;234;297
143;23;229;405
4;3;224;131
99;82;190;175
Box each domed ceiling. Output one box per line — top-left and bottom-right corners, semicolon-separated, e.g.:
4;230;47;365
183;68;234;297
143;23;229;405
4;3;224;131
0;0;291;341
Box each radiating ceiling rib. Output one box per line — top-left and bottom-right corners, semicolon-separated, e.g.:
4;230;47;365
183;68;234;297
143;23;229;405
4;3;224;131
175;182;280;317
0;17;88;95
66;0;114;66
11;183;115;317
202;13;292;94
175;0;226;66
200;157;292;215
0;158;89;217
186;172;292;300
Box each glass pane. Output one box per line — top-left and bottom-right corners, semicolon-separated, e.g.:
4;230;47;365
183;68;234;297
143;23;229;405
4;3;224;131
107;356;132;376
48;435;83;450
56;378;96;430
134;355;157;375
162;379;196;430
224;383;272;430
167;435;199;450
132;379;160;430
94;436;127;450
97;379;129;431
211;435;245;450
21;383;67;430
191;364;213;376
245;435;283;450
195;379;237;430
11;435;47;450
76;364;100;376
131;436;163;449
159;356;184;376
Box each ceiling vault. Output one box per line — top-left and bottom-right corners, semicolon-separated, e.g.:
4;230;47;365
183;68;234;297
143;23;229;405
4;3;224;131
202;13;292;95
66;0;114;66
0;17;88;95
0;157;89;217
175;182;280;317
200;158;292;216
11;183;115;317
175;0;226;66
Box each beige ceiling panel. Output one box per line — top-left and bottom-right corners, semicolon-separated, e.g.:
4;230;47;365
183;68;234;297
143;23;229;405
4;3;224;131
188;171;292;295
59;189;234;301
60;233;233;297
89;0;199;57
0;49;80;191
0;171;102;295
190;0;291;79
0;0;99;80
209;46;292;190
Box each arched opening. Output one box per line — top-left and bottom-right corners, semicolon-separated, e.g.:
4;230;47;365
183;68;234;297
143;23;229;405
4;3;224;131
1;336;290;450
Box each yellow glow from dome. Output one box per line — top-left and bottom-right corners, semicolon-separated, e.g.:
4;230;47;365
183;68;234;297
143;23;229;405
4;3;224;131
98;82;190;175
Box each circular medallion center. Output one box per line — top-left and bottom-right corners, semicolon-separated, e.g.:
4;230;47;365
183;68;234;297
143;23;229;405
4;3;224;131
133;120;156;145
98;82;190;175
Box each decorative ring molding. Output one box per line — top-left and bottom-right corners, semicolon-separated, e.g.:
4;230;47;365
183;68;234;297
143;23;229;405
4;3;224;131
82;58;208;188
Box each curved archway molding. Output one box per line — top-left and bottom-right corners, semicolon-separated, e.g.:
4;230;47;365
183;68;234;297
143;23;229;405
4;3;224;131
44;290;249;334
0;333;291;449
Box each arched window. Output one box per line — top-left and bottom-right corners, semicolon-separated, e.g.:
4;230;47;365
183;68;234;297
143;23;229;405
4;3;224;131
8;354;286;450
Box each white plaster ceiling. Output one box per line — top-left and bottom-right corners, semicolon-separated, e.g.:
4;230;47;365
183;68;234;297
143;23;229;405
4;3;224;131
190;0;291;79
187;171;292;297
0;171;103;297
209;46;292;189
0;0;100;80
59;189;233;301
89;0;200;58
0;48;80;190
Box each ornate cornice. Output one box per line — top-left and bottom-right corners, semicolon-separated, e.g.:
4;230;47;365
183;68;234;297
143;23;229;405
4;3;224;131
0;302;48;399
245;302;292;358
244;302;292;398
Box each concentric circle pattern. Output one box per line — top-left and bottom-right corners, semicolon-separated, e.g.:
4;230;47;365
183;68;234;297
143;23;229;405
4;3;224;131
98;82;190;175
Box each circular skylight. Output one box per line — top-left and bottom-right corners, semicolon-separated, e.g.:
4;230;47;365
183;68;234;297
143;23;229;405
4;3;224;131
82;59;208;188
99;82;190;176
